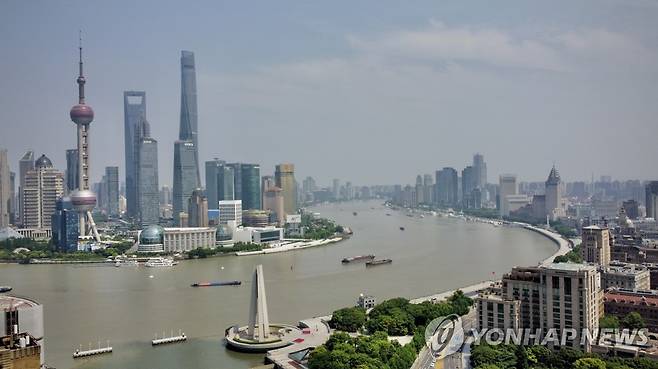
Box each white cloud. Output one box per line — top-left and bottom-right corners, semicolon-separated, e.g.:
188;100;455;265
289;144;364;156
348;22;565;71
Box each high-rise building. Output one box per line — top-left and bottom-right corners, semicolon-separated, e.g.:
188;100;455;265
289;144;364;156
228;163;260;210
646;181;658;219
64;149;78;194
69;37;100;242
51;197;79;252
205;159;235;209
219;200;242;225
415;175;424;205
581;225;611;266
423;174;434;206
275;164;296;215
0;149;9;228
188;189;208;227
499;174;518;216
179;50;200;186
104;167;119;217
205;159;225;210
332;179;340;200
173;140;198;224
473;153;487;189
461;166;476;208
219;165;235;202
479;263;602;351
241;164;261;210
9;171;15;224
160;185;172;206
18;151;34;224
435;167;458;207
261;175;275;209
138;137;159;225
123;91;146;219
302;176;316;195
545;166;564;220
22;155;64;229
263;187;285;225
622;199;640;220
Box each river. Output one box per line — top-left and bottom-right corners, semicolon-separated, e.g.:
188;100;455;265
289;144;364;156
0;200;557;369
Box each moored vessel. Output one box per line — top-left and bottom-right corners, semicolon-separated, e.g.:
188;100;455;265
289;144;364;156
341;254;375;263
366;259;392;267
191;281;241;287
145;257;176;267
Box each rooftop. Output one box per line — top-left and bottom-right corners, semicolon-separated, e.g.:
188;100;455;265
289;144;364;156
0;296;40;310
605;290;658;306
604;262;648;276
542;262;597;272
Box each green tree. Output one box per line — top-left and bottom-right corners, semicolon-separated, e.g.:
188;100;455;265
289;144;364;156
599;315;621;329
548;348;583;369
622;312;645;330
471;344;516;369
447;290;473;315
515;345;528;369
329;307;366;332
477;365;502;369
573;358;606;369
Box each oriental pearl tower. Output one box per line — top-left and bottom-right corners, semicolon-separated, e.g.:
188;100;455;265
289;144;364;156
69;35;101;243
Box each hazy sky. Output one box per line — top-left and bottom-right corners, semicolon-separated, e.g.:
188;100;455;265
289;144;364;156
1;0;658;187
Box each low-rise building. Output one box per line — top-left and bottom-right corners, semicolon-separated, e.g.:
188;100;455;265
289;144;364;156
137;225;216;253
163;227;216;252
601;262;650;291
604;289;658;332
357;294;376;310
233;226;283;244
0;333;41;369
0;296;44;365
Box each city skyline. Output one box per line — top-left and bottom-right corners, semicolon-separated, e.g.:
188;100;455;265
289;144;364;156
2;1;658;186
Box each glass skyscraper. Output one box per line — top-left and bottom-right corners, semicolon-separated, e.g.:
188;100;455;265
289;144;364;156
65;149;78;194
105;166;120;217
240;164;261;210
123;91;147;219
51;197;79;252
226;163;260;210
138;137;159;225
206;159;235;210
173;140;198;224
205;159;224;210
179;51;200;186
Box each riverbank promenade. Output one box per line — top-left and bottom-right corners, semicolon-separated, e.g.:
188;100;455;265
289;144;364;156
264;317;332;369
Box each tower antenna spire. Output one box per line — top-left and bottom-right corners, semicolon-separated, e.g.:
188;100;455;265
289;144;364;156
77;30;86;104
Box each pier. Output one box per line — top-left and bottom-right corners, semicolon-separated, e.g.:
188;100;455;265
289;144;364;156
152;331;187;346
73;341;112;358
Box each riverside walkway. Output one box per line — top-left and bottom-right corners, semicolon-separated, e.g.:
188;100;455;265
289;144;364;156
265;316;332;369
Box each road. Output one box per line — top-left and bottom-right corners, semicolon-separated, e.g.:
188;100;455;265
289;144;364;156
411;308;477;369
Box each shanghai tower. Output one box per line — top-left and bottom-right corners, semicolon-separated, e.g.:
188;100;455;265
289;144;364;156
173;50;200;224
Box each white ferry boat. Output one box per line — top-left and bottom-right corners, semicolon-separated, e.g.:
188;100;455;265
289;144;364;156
145;257;176;267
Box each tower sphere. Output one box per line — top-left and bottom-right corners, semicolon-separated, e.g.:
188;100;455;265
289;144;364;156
70;104;94;125
70;189;97;211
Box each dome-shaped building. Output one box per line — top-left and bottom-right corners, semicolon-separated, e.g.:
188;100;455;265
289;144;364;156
138;225;165;253
34;154;53;169
216;224;233;243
